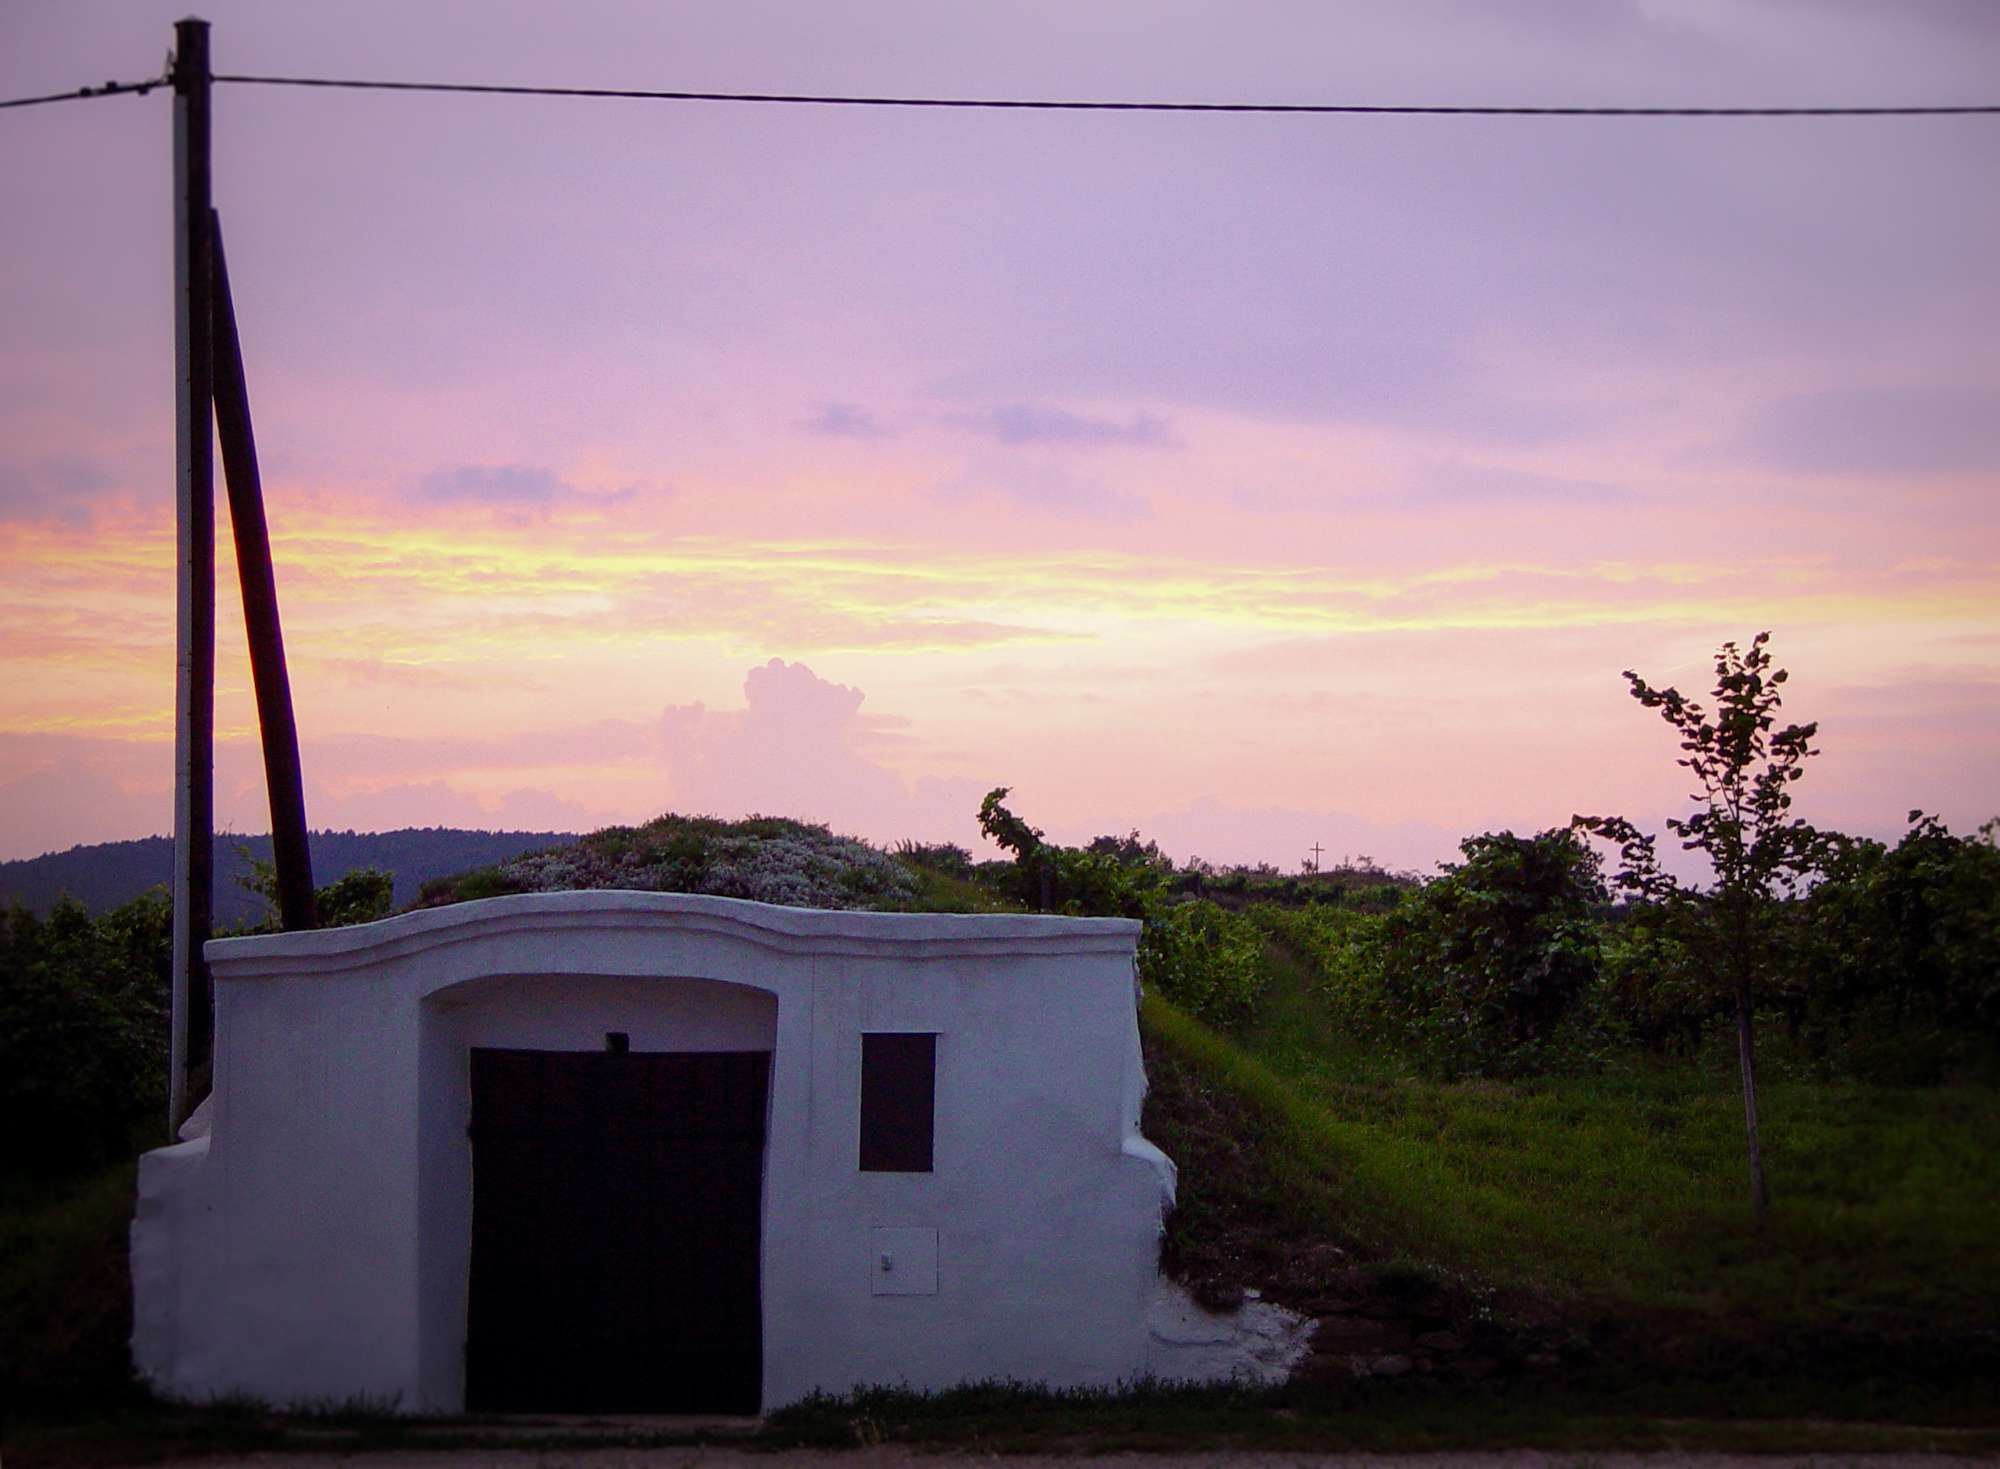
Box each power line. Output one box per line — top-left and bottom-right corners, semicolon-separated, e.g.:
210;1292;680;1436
0;74;167;111
8;68;1997;119
208;74;2000;116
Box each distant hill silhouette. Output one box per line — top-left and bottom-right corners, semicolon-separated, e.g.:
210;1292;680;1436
0;828;578;926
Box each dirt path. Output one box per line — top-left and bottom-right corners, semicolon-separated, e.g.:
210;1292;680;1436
148;1450;1998;1469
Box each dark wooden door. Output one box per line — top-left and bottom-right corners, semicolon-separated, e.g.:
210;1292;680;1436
466;1048;769;1413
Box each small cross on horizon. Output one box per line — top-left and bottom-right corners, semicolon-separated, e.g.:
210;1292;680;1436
1308;841;1325;874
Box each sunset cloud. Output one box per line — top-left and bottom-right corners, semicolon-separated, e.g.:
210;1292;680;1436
930;461;1151;521
415;463;573;507
799;402;895;440
1401;461;1636;509
0;455;118;527
657;659;981;841
1721;384;2000;478
948;403;1179;450
413;463;638;513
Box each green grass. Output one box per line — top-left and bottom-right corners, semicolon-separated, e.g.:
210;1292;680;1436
1142;979;2000;1426
1224;936;2000;1331
0;1154;155;1420
889;856;1019;913
1286;1060;2000;1324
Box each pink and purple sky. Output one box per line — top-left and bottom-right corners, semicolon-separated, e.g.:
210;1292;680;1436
3;1;1996;872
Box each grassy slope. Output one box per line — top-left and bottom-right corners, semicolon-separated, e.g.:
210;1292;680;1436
1142;933;2000;1437
1234;937;2000;1332
0;1158;151;1416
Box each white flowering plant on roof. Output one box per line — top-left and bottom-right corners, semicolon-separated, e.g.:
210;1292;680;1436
418;813;921;912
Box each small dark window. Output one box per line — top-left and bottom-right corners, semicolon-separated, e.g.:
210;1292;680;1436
859;1032;935;1172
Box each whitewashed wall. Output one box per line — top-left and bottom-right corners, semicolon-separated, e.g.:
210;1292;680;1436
131;892;1176;1413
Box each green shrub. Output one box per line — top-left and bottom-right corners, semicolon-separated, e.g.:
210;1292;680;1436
1;892;170;1175
1261;831;1609;1077
1375;829;1608;1077
419;864;529;906
310;867;394;927
1140;899;1268;1023
238;851;396;931
1255;902;1393;1036
978;788;1267;1023
1775;814;2000;1079
1594;903;1712;1058
893;840;975;878
976;787;1150;918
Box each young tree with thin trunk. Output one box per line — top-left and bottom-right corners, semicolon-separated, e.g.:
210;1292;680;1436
1576;632;1821;1229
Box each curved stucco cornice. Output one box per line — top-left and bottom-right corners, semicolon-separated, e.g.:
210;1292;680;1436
205;889;1142;980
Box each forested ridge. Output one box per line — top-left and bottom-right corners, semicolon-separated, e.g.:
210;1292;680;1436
0;827;576;927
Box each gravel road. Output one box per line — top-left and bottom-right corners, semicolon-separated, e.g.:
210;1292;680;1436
148;1450;1997;1469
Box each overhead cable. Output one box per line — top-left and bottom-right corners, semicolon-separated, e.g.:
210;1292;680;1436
9;69;1997;119
209;73;2000;117
0;75;168;111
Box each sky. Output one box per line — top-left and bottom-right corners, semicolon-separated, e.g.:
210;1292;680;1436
2;0;1996;873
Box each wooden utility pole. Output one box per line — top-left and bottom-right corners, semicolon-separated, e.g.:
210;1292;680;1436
213;210;317;932
170;15;214;1136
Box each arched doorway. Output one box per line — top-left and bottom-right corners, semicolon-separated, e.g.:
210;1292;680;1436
465;1045;769;1413
419;971;780;1414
